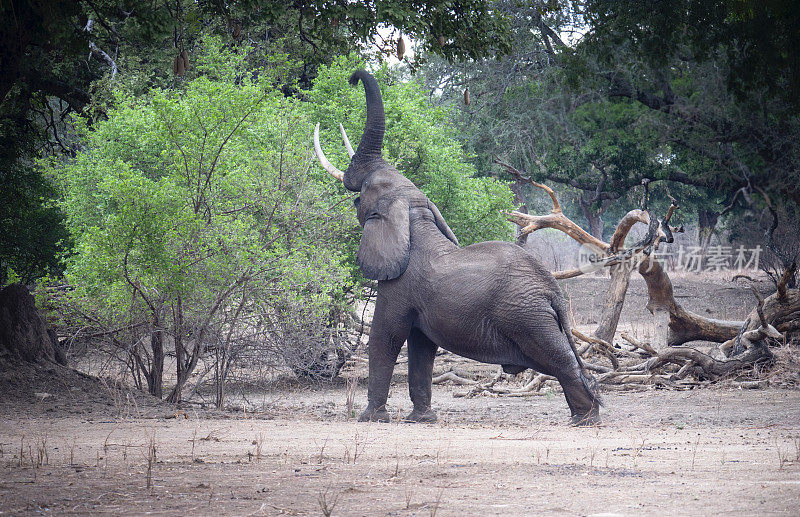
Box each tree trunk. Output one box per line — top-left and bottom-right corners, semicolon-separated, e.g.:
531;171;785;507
697;209;719;250
638;255;741;347
168;297;184;403
579;195;606;241
667;307;743;346
509;180;529;246
215;351;228;410
593;261;637;343
0;284;65;365
148;316;164;399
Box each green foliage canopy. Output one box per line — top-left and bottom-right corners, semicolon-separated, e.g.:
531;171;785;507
1;0;514;285
54;43;353;396
578;0;800;204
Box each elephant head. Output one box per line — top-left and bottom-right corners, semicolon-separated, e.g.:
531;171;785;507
314;70;458;281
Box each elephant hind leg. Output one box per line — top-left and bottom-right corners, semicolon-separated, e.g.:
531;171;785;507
509;326;601;424
559;370;601;426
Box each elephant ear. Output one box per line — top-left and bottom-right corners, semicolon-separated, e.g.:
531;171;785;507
428;200;459;246
357;198;410;281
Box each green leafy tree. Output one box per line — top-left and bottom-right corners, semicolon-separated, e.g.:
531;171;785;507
578;0;800;205
55;42;352;402
571;0;800;269
0;161;69;285
419;2;687;239
1;1;514;285
0;0;174;285
419;0;793;243
197;0;512;70
51;42;514;400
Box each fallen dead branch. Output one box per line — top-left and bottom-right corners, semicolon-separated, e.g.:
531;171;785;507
445;282;793;397
432;371;478;386
571;329;620;369
435;367;559;398
496;159;754;348
620;332;658;356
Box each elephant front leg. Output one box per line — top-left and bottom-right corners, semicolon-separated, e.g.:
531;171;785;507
404;328;438;423
359;324;407;423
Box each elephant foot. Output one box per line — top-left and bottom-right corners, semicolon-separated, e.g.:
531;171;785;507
358;406;392;422
404;408;438;423
570;410;601;427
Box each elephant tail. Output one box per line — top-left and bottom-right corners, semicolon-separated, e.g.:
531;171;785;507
552;295;603;406
551;295;581;366
579;367;602;407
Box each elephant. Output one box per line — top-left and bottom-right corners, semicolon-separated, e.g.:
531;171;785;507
313;70;601;425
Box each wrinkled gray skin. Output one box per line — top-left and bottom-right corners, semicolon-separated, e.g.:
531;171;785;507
330;70;601;426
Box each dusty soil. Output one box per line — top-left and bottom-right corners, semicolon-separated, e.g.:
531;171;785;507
1;386;799;516
1;274;799;516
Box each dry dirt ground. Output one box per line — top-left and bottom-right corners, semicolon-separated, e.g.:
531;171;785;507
1;387;799;516
1;275;799;516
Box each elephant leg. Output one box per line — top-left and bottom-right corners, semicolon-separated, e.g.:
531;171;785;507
558;370;600;426
509;324;601;425
404;328;438;423
359;299;410;422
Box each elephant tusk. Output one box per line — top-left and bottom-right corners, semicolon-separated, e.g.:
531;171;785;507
339;123;355;158
313;123;344;182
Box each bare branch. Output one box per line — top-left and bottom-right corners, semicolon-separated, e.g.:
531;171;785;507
777;263;798;300
495;158;561;213
572;329;619;369
620;332;657;356
609;210;649;252
84;19;119;78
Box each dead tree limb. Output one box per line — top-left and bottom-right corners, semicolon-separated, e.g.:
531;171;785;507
609;210;649;251
648;345;773;381
499;162;741;346
593;260;637;343
637;254;743;346
590;209;652;342
432;371;478;386
572;329;619;369
620;332;658;356
498;159;608;250
453;366;507;397
777;262;798;301
720;280;790;356
454;370;558;397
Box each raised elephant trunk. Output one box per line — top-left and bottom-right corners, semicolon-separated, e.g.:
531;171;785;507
312;70;389;192
343;70;388;192
348;71;384;158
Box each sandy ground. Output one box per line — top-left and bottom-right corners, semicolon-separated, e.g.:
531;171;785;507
1;274;798;515
1;384;799;516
